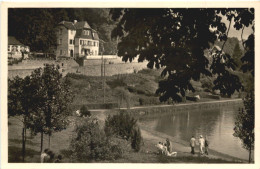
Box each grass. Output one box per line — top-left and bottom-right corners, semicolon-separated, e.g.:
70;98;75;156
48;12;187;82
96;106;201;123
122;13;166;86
67;68;233;111
8;114;240;163
157;155;240;163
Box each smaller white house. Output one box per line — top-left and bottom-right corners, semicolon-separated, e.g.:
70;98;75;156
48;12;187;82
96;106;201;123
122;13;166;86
8;36;30;59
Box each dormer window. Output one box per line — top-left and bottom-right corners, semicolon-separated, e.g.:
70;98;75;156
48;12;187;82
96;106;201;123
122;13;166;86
83;30;89;35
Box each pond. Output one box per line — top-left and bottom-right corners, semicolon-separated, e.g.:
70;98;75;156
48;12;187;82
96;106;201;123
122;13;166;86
139;105;250;160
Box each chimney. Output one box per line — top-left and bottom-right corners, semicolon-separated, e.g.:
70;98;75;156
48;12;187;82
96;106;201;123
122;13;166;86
74;20;77;24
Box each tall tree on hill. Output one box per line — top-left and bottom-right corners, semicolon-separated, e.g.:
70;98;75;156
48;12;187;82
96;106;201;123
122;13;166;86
233;42;243;70
8;8;118;55
8;9;57;53
110;8;254;101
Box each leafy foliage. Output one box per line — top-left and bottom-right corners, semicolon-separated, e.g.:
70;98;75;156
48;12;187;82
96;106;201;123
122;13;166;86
104;112;142;151
80;105;91;117
27;64;74;136
70;118;126;162
234;92;254;162
241;34;254;76
110;8;254;102
232;42;243;69
8;8;117;53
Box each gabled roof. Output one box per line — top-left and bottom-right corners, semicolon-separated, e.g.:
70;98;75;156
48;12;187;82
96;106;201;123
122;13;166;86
58;20;99;40
58;21;76;30
8;36;24;45
75;29;99;40
74;21;91;29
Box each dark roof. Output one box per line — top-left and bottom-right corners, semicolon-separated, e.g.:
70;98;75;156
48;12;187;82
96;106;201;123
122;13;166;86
8;36;24;45
74;21;91;29
58;21;76;30
75;29;99;40
58;20;99;40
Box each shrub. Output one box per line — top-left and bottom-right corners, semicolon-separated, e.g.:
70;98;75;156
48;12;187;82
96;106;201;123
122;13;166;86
104;112;143;152
139;98;144;105
70;118;125;162
80;105;91;117
131;127;142;152
106;77;126;89
201;78;214;91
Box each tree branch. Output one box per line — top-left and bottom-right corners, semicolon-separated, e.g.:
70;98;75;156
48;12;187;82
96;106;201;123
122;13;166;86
241;25;245;51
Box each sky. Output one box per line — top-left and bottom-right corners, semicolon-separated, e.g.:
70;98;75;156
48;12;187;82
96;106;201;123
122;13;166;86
221;16;254;41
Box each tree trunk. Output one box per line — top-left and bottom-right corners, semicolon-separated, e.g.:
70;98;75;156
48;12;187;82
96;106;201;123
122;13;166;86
249;141;252;163
22;127;25;162
40;131;43;152
48;134;51;149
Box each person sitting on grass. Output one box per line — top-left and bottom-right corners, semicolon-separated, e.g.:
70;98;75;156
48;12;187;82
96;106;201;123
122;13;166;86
156;142;167;154
155;142;177;157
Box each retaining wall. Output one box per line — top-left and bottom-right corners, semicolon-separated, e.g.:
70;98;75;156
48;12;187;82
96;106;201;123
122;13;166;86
8;58;148;79
105;99;243;118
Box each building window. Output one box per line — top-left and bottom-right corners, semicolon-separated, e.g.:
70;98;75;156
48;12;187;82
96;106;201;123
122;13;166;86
93;42;96;46
83;30;90;35
70;39;73;45
80;40;82;45
8;45;10;51
59;39;62;45
88;41;91;46
60;50;62;55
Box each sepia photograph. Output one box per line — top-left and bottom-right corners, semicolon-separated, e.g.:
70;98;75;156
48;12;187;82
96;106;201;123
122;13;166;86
0;2;259;168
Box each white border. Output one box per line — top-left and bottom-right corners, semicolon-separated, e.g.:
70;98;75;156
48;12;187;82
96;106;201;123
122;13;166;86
1;2;260;169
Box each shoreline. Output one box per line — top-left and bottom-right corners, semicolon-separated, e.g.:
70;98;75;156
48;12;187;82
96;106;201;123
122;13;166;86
91;98;247;163
139;122;247;163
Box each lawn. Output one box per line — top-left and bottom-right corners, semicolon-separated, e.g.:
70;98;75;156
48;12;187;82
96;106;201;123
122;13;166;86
8;114;240;163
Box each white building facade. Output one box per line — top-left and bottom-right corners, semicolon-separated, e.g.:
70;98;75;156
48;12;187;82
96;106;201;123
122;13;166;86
56;20;99;58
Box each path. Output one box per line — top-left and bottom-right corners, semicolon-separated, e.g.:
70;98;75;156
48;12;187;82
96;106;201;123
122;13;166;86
90;98;242;112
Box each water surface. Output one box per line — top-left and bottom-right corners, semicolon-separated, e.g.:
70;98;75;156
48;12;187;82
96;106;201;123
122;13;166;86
139;105;249;160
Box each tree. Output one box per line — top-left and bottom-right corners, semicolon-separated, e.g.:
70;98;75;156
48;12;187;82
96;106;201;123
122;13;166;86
234;92;254;163
232;42;243;70
8;75;42;161
110;8;254;102
27;64;74;151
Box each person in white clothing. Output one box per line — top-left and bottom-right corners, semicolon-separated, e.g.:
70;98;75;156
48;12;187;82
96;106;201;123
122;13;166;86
199;135;205;155
155;142;177;157
40;149;49;163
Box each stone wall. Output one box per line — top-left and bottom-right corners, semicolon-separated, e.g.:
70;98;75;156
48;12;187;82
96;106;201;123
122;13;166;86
8;58;149;78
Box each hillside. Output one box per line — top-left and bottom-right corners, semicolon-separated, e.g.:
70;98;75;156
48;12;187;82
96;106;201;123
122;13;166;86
66;67;244;111
214;37;245;56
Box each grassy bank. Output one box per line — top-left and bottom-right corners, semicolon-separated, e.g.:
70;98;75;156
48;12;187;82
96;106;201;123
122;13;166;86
8;110;243;163
66;68;242;111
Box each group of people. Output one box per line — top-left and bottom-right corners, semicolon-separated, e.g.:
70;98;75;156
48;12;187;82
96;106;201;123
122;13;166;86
40;149;62;163
155;138;177;157
190;135;209;155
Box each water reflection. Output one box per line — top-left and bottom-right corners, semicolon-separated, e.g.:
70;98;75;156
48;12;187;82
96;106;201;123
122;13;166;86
140;106;249;160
